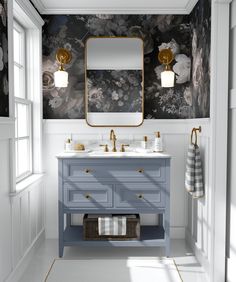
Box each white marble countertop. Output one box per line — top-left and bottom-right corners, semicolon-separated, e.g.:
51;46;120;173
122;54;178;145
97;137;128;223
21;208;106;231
56;150;171;159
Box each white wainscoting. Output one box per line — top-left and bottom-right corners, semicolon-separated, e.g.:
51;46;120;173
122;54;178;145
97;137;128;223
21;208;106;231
0;120;45;282
186;133;211;274
43;118;210;244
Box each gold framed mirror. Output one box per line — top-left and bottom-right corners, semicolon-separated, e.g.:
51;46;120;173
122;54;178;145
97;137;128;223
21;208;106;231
85;37;144;127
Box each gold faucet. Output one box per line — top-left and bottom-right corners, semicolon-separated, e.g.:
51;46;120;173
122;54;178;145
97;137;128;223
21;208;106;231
110;129;117;152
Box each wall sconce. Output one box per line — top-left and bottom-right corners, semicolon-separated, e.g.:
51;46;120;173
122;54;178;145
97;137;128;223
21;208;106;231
158;48;175;88
54;48;72;88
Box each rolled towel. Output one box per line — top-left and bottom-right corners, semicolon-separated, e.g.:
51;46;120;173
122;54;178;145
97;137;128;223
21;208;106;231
98;216;127;236
185;144;204;198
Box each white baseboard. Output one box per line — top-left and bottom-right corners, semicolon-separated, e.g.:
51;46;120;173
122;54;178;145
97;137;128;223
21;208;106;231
6;229;45;282
185;228;210;281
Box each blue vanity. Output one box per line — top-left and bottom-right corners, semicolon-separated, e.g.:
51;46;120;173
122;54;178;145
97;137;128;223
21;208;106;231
57;152;171;257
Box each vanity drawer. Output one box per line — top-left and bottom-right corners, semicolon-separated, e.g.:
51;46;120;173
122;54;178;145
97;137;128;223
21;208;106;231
108;163;165;181
115;183;166;208
63;159;166;181
63;182;113;208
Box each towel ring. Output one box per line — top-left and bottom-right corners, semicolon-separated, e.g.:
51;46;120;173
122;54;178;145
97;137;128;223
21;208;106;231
191;126;201;146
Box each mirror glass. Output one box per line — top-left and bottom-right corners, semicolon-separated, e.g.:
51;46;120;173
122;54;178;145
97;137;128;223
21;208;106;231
85;37;144;127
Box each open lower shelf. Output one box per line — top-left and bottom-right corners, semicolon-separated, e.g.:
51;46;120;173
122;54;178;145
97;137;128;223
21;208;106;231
64;225;166;247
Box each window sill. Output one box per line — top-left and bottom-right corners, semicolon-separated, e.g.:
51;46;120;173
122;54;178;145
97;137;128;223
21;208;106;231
10;173;45;197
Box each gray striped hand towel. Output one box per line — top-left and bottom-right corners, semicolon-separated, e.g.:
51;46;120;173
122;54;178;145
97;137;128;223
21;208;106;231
98;216;127;236
185;144;204;198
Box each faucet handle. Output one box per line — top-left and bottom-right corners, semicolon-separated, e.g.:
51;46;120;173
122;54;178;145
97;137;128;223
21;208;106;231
120;144;129;152
100;144;109;152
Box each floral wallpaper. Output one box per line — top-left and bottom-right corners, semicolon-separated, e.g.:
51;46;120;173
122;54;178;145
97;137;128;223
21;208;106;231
87;70;142;113
0;0;9;117
190;0;211;118
42;0;211;119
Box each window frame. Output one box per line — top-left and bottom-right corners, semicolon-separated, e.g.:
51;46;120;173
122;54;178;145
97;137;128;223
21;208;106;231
13;20;33;183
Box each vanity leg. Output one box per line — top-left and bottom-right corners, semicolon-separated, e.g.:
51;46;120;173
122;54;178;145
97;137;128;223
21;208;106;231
66;214;72;226
58;209;64;257
164;212;170;258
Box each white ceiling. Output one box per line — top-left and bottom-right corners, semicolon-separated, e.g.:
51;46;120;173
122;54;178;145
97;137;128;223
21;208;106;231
31;0;199;14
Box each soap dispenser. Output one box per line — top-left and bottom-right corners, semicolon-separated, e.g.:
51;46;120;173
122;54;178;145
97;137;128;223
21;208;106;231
65;138;72;152
154;131;163;152
141;136;148;149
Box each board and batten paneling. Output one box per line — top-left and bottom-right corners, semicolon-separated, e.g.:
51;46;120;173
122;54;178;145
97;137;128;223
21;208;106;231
43;118;210;242
186;134;211;273
0;121;45;282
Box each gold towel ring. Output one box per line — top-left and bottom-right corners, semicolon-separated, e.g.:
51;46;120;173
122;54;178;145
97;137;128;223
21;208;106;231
191;126;202;146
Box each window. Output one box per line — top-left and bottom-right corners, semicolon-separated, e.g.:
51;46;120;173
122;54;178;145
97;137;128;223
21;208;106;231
14;21;32;182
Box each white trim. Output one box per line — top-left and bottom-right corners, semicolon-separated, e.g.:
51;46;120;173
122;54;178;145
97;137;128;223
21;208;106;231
32;7;191;14
230;89;236;109
185;0;198;13
231;0;236;29
10;173;45;196
11;0;44;192
209;1;230;281
30;0;200;14
14;0;44;28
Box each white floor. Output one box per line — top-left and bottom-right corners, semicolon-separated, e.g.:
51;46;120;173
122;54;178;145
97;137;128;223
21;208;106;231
19;239;207;282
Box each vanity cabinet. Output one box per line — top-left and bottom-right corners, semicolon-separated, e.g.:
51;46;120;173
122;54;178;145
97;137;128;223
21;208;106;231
57;156;171;257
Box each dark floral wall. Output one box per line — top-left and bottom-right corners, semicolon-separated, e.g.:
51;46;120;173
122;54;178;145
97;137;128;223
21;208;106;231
42;0;211;119
0;0;9;117
190;0;211;118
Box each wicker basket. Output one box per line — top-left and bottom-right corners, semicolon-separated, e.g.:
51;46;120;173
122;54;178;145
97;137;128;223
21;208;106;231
83;214;140;240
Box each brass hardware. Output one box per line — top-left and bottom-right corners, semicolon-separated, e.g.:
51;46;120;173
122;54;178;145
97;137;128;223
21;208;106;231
120;144;129;152
110;129;117;152
85;194;91;199
137;168;144;173
158;48;174;66
84;36;144;127
137;194;143;199
100;144;109;152
191;126;202;146
84;169;91;173
56;48;72;71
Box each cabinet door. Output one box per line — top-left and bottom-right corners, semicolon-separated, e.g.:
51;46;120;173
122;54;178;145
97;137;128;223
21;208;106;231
115;183;166;208
64;182;113;208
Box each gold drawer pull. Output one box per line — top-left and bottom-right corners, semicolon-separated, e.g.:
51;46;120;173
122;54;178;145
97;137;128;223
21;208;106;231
137;194;143;199
85;194;91;199
137;168;144;173
84;169;92;173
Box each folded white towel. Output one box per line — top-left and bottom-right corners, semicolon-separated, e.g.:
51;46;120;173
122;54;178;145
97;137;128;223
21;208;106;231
185;144;204;198
98;216;127;236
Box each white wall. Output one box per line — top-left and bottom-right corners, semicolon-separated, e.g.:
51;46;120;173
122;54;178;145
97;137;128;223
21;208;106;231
43;118;210;241
227;1;236;280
